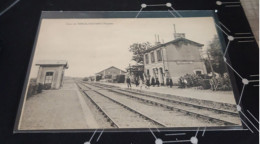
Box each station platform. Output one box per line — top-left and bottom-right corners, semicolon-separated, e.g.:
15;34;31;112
98;82;238;105
19;78;98;130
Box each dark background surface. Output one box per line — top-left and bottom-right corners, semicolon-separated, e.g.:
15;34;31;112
0;0;259;144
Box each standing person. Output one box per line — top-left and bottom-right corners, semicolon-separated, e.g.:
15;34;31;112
145;78;150;89
151;77;155;87
135;77;139;87
169;78;173;88
126;76;131;88
166;78;170;87
139;77;144;90
156;78;160;87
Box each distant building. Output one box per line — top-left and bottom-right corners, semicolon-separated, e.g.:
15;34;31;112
88;76;96;81
95;66;127;82
36;60;69;89
143;38;207;84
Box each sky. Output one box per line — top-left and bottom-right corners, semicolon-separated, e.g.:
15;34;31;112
28;17;219;78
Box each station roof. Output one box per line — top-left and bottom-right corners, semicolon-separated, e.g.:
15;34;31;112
144;37;204;53
36;60;69;68
96;66;126;75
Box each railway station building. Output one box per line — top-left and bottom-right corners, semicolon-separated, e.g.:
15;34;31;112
95;66;127;82
35;60;69;89
143;37;207;84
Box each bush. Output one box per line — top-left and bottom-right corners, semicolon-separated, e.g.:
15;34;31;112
216;75;232;91
178;74;202;88
198;79;211;89
37;83;43;93
43;83;51;90
26;82;43;99
27;83;37;99
199;74;211;79
178;73;232;91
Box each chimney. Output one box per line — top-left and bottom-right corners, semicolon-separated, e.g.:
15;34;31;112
173;24;176;34
155;34;161;45
173;24;185;39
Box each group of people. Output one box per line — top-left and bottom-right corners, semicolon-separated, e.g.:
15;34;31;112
166;78;174;88
126;76;174;89
126;76;149;89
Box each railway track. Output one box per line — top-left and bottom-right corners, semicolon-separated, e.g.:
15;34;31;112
91;82;237;112
90;83;238;111
91;83;238;114
85;82;241;126
123;89;238;115
76;82;166;128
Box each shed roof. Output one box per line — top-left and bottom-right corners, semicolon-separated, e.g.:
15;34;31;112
144;38;204;53
96;66;126;75
36;60;69;68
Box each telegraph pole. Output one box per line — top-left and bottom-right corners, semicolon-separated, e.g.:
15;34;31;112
207;51;217;90
207;51;215;77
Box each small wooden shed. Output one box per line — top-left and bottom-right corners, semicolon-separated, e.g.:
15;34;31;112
35;60;69;89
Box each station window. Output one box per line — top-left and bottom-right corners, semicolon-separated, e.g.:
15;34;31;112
151;52;155;63
45;72;54;84
157;50;162;61
145;54;149;64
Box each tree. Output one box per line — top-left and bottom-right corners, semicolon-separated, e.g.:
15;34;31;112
128;42;152;64
208;35;227;76
203;58;211;73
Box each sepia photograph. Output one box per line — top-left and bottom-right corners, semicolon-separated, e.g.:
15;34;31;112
17;15;242;130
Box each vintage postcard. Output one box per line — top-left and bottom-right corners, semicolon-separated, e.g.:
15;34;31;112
16;11;242;131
